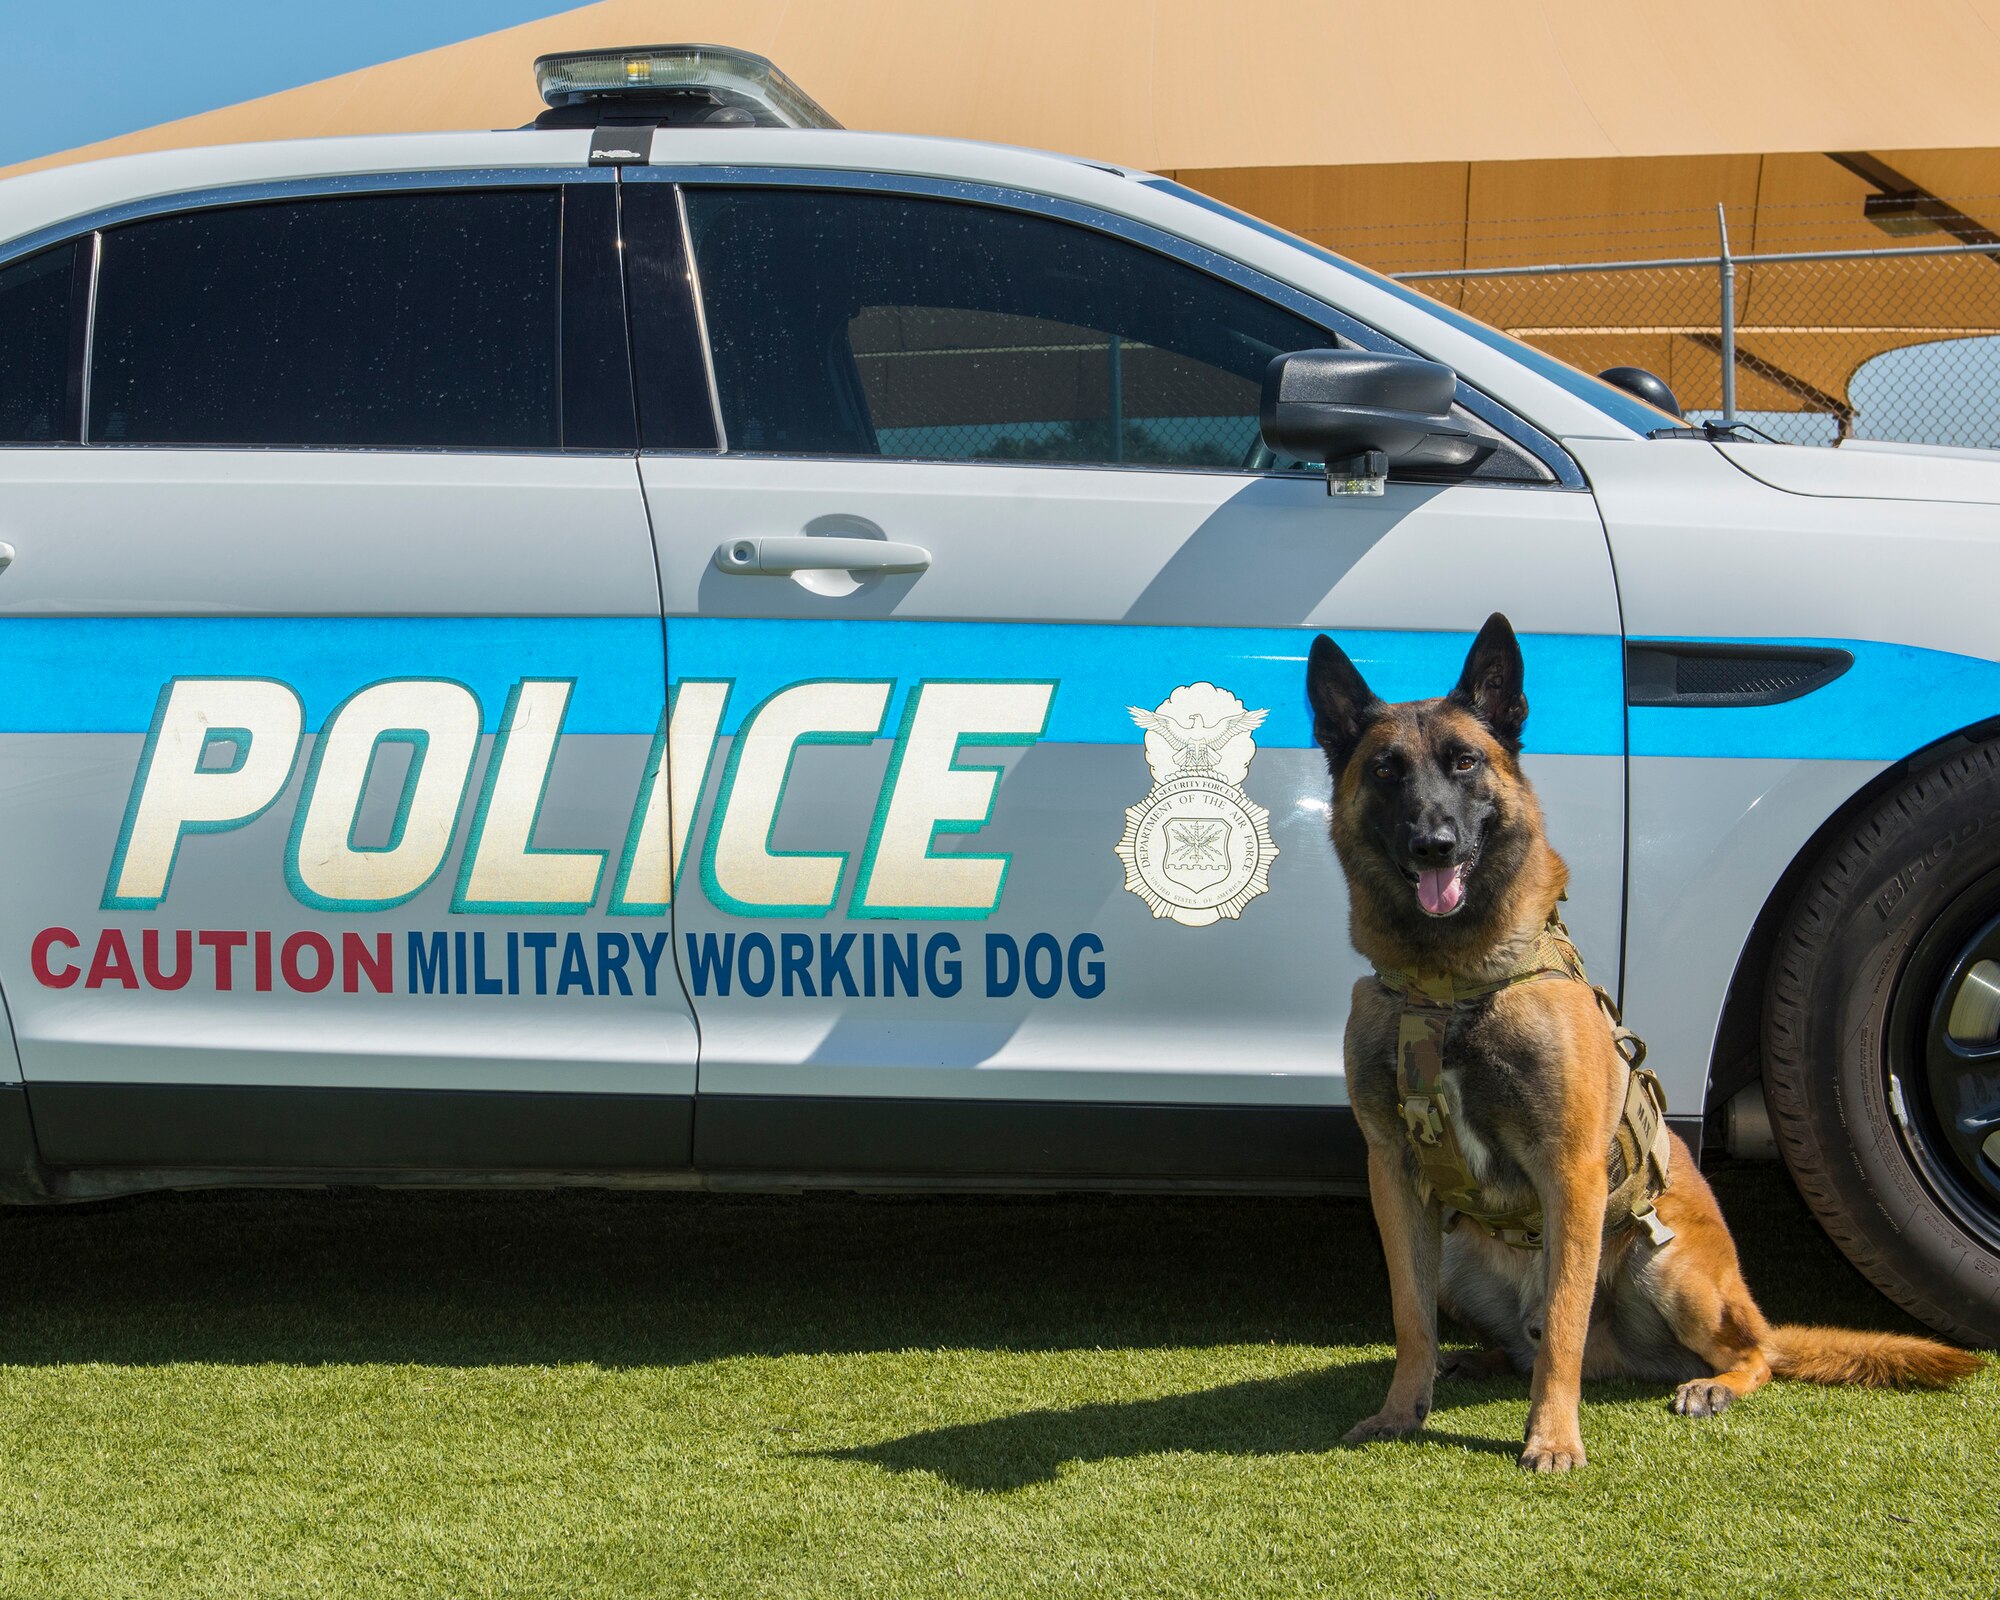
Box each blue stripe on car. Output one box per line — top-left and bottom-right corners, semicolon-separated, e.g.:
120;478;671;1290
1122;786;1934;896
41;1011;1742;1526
0;618;1987;763
0;617;1621;754
0;617;665;736
668;619;1624;754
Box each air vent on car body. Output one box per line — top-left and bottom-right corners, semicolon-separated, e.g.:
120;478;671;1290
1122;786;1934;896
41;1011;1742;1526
1625;643;1854;708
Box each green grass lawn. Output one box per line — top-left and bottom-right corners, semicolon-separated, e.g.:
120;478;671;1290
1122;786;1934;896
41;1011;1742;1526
0;1162;1992;1599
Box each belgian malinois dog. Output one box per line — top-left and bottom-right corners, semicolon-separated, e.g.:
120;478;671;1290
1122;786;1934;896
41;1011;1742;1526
1307;613;1980;1472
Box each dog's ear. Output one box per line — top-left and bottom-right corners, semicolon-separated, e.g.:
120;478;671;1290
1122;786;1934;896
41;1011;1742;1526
1447;612;1528;753
1306;633;1382;777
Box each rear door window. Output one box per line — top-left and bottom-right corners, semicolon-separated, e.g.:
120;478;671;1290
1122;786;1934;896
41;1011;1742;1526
0;242;77;444
89;191;561;450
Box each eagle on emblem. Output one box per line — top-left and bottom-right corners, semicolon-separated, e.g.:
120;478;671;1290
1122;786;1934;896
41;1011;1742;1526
1126;704;1269;772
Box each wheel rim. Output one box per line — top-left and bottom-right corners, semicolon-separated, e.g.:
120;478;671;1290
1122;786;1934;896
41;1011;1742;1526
1890;865;2000;1253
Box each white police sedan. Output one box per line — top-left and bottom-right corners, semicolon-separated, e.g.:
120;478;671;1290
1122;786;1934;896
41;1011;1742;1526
0;46;1995;1343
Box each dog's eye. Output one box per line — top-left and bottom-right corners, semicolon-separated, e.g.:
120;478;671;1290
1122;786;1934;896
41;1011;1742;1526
1453;752;1480;773
1371;761;1395;781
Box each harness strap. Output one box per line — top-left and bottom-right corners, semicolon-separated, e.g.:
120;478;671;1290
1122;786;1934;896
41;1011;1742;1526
1608;1060;1676;1246
1377;911;1673;1252
1394;1002;1548;1247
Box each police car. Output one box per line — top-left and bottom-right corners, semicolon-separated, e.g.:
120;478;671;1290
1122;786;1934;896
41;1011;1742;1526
0;45;1996;1343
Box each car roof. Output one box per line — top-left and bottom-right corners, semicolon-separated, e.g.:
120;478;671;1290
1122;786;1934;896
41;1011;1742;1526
0;127;1643;443
0;127;1145;246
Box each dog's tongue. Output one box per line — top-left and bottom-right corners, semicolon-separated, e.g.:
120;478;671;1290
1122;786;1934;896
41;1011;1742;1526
1418;865;1465;916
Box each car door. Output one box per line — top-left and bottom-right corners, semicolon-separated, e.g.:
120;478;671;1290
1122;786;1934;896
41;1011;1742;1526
622;174;1625;1181
0;177;700;1173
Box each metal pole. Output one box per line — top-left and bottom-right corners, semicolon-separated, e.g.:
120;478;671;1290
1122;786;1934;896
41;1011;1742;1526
1717;202;1738;424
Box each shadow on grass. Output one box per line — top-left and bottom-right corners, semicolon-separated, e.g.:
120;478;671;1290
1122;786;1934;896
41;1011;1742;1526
815;1361;1534;1490
1;1183;1389;1367
0;1159;1925;1375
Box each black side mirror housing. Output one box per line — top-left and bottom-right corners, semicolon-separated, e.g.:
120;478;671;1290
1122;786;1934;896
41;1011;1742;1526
1597;365;1683;417
1259;350;1493;479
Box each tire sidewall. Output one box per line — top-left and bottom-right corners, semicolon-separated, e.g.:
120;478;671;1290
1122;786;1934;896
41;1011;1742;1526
1771;757;2000;1343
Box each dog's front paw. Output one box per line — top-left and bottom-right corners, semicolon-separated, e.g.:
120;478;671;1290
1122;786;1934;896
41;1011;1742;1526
1518;1434;1587;1473
1672;1379;1737;1418
1344;1407;1428;1444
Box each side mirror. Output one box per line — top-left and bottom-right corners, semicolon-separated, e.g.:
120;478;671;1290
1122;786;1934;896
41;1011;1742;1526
1597;365;1682;417
1259;349;1492;492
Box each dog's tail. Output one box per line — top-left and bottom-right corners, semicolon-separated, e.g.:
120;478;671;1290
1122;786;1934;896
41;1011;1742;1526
1769;1325;1983;1389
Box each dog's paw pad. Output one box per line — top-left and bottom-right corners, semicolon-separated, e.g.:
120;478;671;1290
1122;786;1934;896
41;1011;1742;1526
1671;1380;1736;1418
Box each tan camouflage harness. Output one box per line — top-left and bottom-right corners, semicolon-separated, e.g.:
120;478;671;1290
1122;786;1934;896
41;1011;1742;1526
1373;910;1675;1251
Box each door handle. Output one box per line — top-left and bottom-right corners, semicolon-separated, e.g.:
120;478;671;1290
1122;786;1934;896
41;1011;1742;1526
0;542;15;573
714;536;931;576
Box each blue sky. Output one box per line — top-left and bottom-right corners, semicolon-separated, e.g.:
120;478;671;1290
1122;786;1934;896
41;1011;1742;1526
0;1;575;168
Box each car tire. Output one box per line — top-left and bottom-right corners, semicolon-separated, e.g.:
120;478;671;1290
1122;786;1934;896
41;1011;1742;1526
1763;734;2000;1346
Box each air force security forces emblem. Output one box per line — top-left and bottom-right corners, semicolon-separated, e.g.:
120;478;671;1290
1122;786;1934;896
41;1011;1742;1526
1115;684;1277;927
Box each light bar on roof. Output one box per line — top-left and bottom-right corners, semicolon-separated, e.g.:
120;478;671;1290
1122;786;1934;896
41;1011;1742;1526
533;44;842;129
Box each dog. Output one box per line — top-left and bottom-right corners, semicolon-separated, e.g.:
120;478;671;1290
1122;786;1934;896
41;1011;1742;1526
1306;612;1981;1472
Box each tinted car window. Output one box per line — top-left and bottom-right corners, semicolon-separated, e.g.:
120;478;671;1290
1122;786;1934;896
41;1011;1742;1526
90;191;560;450
678;187;1329;470
0;242;76;444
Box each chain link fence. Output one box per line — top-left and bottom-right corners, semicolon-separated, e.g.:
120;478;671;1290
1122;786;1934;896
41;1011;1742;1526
1396;237;2000;448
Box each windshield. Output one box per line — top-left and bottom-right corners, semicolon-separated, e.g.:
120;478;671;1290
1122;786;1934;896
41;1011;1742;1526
1146;179;1682;437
